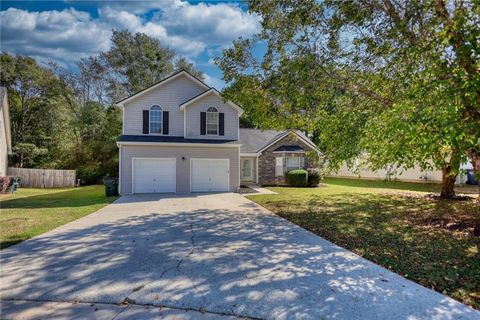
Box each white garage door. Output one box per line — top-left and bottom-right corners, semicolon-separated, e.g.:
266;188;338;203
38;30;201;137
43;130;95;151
133;158;176;193
191;159;229;192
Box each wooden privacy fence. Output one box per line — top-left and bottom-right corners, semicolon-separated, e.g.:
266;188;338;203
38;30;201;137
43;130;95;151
7;167;76;188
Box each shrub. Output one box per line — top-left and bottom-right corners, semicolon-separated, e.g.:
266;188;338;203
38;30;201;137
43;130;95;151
306;168;322;187
77;165;105;185
286;169;308;187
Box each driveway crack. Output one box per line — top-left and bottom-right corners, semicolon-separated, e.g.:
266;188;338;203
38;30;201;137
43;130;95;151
128;216;205;306
174;218;208;306
1;298;262;320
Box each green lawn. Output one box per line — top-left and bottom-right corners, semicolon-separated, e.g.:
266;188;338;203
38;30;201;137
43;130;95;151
0;185;117;249
247;178;480;309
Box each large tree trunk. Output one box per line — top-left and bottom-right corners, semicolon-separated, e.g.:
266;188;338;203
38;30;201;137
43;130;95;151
440;165;457;198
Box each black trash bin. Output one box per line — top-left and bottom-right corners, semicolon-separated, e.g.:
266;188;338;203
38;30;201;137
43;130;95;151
103;177;119;197
466;169;478;185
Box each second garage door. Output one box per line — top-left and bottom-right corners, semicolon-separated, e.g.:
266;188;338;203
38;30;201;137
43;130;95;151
191;159;229;192
133;158;176;193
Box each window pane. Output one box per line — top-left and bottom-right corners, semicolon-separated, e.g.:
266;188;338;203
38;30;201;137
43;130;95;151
206;111;218;134
275;157;283;176
286;155;304;172
149;109;162;133
150;122;162;134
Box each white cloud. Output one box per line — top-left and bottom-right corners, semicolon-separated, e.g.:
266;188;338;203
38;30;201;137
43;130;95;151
0;1;260;67
204;73;226;90
155;1;261;45
0;7;111;64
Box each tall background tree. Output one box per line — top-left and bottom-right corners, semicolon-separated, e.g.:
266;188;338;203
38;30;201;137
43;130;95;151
0;30;204;184
216;0;480;198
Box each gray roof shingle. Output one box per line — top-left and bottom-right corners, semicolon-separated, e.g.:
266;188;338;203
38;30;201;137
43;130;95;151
238;129;286;153
118;129;317;153
118;135;238;145
239;128;317;153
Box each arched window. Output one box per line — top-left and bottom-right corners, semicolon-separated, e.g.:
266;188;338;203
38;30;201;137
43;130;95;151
206;107;218;135
149;105;162;134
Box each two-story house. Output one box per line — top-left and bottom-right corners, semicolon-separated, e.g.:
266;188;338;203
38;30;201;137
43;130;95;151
116;70;319;194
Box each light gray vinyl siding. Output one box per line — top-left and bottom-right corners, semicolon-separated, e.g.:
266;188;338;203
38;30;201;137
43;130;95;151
120;145;240;194
123;74;206;136
185;92;239;140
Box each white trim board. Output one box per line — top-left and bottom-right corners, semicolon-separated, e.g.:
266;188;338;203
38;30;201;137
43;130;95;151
179;88;244;116
117;142;241;148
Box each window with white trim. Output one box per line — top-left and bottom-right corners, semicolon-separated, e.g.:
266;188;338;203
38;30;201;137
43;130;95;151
275;157;283;176
149;105;162;134
206;107;218;135
286;154;305;172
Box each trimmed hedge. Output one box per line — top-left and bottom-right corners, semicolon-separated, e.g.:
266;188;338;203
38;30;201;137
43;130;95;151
286;169;308;187
307;168;322;187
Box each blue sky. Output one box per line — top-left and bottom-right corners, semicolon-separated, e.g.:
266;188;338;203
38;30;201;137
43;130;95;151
0;1;261;89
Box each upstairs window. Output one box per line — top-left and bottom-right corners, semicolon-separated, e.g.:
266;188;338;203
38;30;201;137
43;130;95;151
206;107;218;135
149;105;162;134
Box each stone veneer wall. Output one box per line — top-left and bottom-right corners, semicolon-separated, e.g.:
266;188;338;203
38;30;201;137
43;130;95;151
258;133;316;185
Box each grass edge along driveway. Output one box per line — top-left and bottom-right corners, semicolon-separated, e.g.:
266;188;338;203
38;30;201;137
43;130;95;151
247;178;480;310
0;185;117;249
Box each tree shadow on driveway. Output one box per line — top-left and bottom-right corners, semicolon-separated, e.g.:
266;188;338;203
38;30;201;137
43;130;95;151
0;194;478;320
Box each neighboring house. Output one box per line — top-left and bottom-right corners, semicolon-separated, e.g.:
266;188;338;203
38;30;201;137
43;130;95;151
0;87;12;176
329;159;471;184
116;70;319;194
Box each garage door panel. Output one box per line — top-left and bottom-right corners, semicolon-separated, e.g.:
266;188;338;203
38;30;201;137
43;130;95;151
191;159;229;192
133;158;176;193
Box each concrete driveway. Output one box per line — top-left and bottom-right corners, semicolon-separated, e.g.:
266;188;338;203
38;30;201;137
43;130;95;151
1;193;479;320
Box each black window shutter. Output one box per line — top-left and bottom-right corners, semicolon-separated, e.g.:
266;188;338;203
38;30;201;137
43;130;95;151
219;113;225;136
162;111;169;134
200;112;206;135
143;110;149;134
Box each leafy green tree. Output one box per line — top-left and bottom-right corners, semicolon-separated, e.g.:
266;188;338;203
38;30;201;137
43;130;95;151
11;143;48;168
217;0;480;198
102;30;176;95
0;30;207;184
175;57;205;81
0;53;70;168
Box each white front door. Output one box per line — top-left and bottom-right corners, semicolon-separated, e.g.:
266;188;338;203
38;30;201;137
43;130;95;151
191;159;229;192
241;158;253;182
133;158;176;193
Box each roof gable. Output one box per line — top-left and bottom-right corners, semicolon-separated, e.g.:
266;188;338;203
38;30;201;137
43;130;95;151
179;88;243;116
239;129;319;154
116;70;209;108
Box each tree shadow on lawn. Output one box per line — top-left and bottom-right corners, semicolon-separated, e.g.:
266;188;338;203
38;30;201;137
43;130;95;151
0;187;113;209
264;192;480;309
323;177;443;193
1;197;477;319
